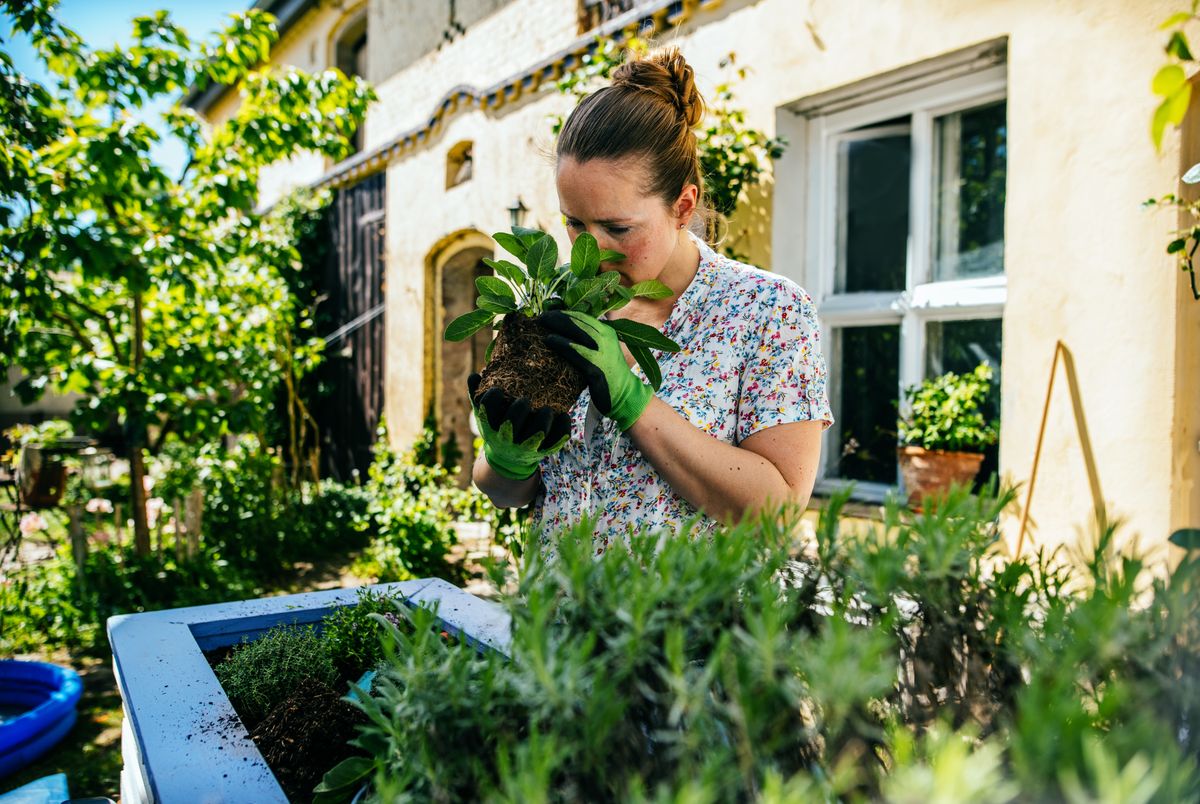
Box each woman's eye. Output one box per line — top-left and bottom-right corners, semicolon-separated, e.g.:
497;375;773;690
564;219;582;230
605;225;630;236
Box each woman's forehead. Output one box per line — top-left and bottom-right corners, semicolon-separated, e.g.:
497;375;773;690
556;155;655;217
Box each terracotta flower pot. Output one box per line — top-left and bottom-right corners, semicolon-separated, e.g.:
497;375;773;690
896;446;985;508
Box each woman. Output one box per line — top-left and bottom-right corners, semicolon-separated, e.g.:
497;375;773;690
471;47;832;555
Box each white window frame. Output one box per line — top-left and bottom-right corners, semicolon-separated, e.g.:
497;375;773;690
774;48;1007;502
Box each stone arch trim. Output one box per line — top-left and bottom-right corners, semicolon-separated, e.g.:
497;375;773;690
422;229;496;431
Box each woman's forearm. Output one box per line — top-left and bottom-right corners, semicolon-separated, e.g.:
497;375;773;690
471;450;541;509
626;398;814;524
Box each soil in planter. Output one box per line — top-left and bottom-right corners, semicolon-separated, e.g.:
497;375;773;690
474;313;585;415
248;676;367;803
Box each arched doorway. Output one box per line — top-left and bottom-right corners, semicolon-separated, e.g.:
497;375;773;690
429;235;493;486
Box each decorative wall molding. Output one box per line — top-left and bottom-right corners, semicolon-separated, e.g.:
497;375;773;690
313;0;723;190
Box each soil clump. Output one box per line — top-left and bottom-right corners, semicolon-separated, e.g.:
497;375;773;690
248;676;367;802
475;314;584;414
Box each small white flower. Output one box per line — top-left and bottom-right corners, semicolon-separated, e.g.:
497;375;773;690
19;513;48;536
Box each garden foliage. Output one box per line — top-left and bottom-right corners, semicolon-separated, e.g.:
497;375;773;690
0;0;374;550
354;421;495;584
215;623;338;730
897;364;999;454
444;227;679;390
346;487;1199;802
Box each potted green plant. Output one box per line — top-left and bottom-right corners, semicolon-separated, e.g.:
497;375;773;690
896;363;999;506
444;227;681;414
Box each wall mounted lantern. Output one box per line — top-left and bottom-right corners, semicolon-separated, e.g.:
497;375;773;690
506;197;529;229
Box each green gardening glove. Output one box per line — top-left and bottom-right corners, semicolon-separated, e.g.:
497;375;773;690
468;373;571;481
539;310;654;432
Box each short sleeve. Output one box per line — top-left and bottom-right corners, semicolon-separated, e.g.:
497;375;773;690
736;281;834;443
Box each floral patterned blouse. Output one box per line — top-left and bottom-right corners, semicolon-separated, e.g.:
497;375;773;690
532;234;833;557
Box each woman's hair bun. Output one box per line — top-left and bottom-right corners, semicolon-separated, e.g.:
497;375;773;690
611;46;705;129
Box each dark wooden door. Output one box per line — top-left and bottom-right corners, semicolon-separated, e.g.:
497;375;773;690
316;173;386;482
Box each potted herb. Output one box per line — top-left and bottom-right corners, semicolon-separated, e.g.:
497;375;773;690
896;363;999;506
444;227;681;414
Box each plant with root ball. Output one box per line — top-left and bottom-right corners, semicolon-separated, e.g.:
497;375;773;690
444;226;681;414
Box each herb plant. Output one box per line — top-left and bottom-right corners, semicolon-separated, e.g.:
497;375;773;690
898;363;999;453
214;623;337;729
443;227;681;392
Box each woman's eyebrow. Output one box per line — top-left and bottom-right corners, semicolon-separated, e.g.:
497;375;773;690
560;210;632;225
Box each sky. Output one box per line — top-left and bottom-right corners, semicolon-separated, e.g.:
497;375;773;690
6;0;249;177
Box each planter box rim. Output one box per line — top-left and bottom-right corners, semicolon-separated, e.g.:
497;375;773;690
108;578;511;803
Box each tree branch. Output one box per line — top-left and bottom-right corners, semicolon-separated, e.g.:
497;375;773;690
47;309;97;355
59;293;126;365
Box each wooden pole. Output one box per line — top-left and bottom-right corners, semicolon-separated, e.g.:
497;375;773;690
185;488;202;559
1016;341;1107;556
68;504;86;591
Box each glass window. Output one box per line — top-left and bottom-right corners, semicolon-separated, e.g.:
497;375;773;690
837;128;910;293
925;317;1003;485
803;66;1008;497
833;325;901;484
933;101;1006;281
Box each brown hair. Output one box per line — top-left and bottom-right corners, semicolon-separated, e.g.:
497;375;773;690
557;46;711;231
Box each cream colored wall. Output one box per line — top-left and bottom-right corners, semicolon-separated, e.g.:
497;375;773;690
375;0;1193;553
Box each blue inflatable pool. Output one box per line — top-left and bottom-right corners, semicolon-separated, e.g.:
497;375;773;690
0;661;83;779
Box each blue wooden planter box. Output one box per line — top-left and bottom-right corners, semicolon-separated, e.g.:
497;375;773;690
107;579;511;803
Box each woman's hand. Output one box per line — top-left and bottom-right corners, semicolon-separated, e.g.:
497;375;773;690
539;310;653;432
468;373;571;481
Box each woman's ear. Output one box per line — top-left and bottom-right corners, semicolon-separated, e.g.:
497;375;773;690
673;184;699;227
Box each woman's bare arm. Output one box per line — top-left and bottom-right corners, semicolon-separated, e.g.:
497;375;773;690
627;398;822;524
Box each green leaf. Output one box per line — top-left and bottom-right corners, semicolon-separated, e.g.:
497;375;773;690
628;343;662;390
444;309;496;341
483;257;527;287
595;285;633;318
1153;64;1187;97
608;318;681;352
512;225;545;246
596;249;624;265
313;755;374;802
492;232;527;260
1154;83;1193;150
1161;11;1195;30
524;235;558;283
1169;528;1200;549
1169;238;1188;254
476;276;515;303
1168;31;1195;62
630;280;673;300
477;294;516;314
570;232;600;278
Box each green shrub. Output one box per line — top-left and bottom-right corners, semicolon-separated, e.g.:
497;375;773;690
157;435;374;580
348;487;1200;802
356;422;494;583
898;363;999;453
321;586;406;679
214;624;337;729
0;540;260;655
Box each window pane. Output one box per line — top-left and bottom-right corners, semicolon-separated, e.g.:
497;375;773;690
933;101;1006;281
834;325;900;484
837;132;910;293
925;318;1003;486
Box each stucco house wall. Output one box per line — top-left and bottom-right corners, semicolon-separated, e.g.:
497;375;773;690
195;0;1199;553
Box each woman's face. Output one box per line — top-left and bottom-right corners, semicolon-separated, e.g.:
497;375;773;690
556;155;694;286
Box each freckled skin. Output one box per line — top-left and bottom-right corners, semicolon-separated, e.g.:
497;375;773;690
555;155;699;331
